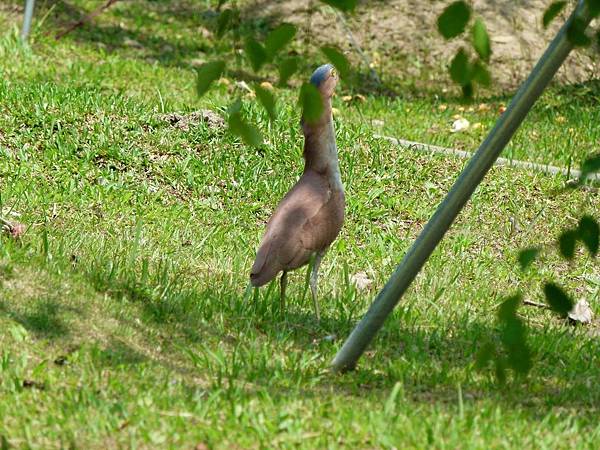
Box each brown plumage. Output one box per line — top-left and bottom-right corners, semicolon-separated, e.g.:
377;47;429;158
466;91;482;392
249;64;344;320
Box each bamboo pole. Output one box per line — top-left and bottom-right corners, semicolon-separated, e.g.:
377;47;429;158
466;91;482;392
21;0;36;40
331;0;594;372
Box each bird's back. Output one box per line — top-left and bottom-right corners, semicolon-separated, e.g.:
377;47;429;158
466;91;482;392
250;169;344;287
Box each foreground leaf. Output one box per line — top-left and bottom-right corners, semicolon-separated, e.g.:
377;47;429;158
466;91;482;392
578;215;599;256
568;299;593;324
471;60;491;86
321;46;351;79
216;9;233;37
245;38;268;72
196;61;225;97
543;282;574;316
299;82;323;123
254;85;276;121
228;112;263;147
278;57;299;85
265;24;296;58
567;18;591;46
438;1;471;39
471;19;491;61
449;48;471;86
542;1;566;28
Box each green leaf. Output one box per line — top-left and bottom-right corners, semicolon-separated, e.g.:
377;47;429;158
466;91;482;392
299;82;324;123
196;61;225;97
319;0;357;12
254;85;276;121
543;282;574;316
437;1;471;39
558;229;578;259
578;215;599;256
587;0;600;17
471;19;491;61
228;112;263;147
471;60;491;86
567;18;591;46
518;247;539;270
216;9;233;37
321;46;351;79
449;48;471;86
265;23;296;58
278;57;299;86
542;2;567;28
580;154;600;182
245;38;268;72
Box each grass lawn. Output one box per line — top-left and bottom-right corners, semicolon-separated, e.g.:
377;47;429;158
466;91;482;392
1;1;599;448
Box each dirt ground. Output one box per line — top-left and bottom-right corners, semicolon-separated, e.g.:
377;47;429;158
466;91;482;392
252;0;600;91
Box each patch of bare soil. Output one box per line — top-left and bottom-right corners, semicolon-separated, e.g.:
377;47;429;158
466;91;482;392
250;0;599;92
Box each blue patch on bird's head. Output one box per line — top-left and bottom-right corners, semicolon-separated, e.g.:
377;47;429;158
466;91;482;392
309;64;334;87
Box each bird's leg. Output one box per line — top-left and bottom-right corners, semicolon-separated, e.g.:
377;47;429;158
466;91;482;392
280;270;288;314
310;250;326;322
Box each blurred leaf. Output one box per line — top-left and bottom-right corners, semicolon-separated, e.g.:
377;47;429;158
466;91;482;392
498;294;521;322
580;154;600;182
558;229;578;259
228;112;263;147
196;61;225;97
255;85;276;121
461;82;473;98
472;60;491;86
227;98;242;115
299;82;323;123
278;57;299;86
319;0;357;12
542;2;566;28
543;282;574;316
438;1;471;39
450;48;471;86
471;19;491;61
245;38;268;72
587;0;600;17
567;18;591;46
494;358;507;385
518;247;540;270
321;46;351;79
265;23;296;58
578;215;599;256
474;341;495;369
216;9;233;37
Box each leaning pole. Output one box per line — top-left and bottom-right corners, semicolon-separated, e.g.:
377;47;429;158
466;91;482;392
332;0;595;372
21;0;36;40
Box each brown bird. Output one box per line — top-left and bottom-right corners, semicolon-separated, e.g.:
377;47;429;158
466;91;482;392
249;64;344;321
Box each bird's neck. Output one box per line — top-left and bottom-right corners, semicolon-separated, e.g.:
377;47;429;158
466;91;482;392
302;103;342;191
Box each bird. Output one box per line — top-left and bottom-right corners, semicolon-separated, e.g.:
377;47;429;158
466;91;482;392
248;64;344;321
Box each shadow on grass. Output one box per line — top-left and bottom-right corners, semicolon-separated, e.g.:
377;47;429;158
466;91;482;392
0;298;75;338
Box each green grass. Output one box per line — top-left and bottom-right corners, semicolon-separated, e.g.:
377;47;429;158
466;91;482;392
1;1;599;448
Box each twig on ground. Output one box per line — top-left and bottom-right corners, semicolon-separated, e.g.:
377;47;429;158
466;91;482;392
523;299;548;309
55;0;120;40
376;135;600;185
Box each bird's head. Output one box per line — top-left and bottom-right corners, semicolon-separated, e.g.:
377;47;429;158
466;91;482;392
309;64;338;98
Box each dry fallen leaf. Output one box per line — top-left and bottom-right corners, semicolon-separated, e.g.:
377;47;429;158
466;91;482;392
478;103;490;111
568;299;593;324
498;104;507;114
451;118;470;133
259;81;274;91
332;107;341;116
351;271;373;291
438;104;448;112
371;119;385;127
